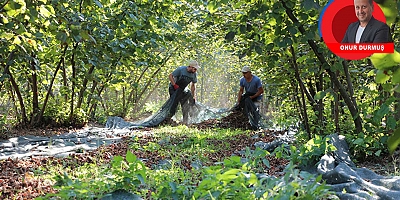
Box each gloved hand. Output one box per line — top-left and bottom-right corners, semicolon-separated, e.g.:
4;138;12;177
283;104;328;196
173;84;179;90
191;98;196;105
231;102;240;111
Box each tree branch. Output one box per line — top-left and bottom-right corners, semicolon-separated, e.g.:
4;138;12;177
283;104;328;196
0;0;10;11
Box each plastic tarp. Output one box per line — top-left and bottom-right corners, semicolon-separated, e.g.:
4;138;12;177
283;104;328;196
106;88;230;129
232;93;261;130
317;134;400;199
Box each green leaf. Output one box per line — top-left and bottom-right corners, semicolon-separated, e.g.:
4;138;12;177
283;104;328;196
314;91;326;100
378;0;398;24
211;191;221;199
207;2;217;14
395;85;400;93
262;159;270;168
16;24;27;35
1;32;14;40
225;31;235;42
285;1;295;9
248;173;258;185
72;34;82;42
13;36;21;45
367;69;375;76
375;69;390;83
239;24;246;34
266;43;274;51
137;174;145;184
276;151;282;158
81;31;97;44
388;127;400;154
372;104;390;125
387;116;397;130
354;138;364;145
305;31;315;40
284;37;292;46
112;155;123;168
9;1;23;9
370;51;400;70
377;104;390;117
381;83;394;91
224;155;241;166
39;5;52;17
392;68;400;83
1;14;9;23
126;151;136;163
255;45;262;55
288;27;297;35
221;169;240;178
94;0;103;8
169;182;177;192
316;174;322;182
56;32;67;43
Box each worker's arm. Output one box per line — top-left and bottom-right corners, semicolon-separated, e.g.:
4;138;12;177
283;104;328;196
191;82;196;101
237;86;244;104
169;73;180;90
169;73;176;85
250;87;264;100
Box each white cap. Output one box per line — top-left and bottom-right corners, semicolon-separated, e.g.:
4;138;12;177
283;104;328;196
241;66;250;72
188;60;200;69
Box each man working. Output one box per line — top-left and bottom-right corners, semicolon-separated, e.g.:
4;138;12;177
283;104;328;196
168;60;199;124
237;66;264;109
341;0;392;43
236;66;264;130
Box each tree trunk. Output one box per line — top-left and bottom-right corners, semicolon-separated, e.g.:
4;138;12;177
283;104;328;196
316;68;324;134
343;60;358;109
290;45;311;138
30;54;39;125
137;80;161;113
0;1;10;11
69;42;79;123
86;80;97;110
3;51;28;124
395;91;400;123
125;53;173;116
333;72;340;133
88;66;115;119
62;57;68;101
76;64;95;109
7;86;19;122
5;67;28;124
36;45;68;125
89;81;107;119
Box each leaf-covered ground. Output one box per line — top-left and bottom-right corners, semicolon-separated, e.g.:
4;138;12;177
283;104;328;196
0;112;399;199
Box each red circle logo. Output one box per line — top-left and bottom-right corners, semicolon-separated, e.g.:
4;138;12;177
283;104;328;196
320;0;387;60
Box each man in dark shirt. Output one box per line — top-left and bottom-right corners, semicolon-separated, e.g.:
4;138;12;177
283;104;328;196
168;60;199;124
342;0;392;43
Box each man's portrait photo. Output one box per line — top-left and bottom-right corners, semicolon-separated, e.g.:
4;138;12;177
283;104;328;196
341;0;392;43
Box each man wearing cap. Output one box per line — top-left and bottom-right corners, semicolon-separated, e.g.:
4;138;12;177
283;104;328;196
234;65;263;130
237;66;264;108
168;60;199;124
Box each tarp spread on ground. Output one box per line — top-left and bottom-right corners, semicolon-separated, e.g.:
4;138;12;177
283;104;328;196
251;133;400;199
316;134;400;199
0;126;132;159
106;88;261;130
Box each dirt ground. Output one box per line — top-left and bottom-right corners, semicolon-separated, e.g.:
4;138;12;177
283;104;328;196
1;113;399;199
